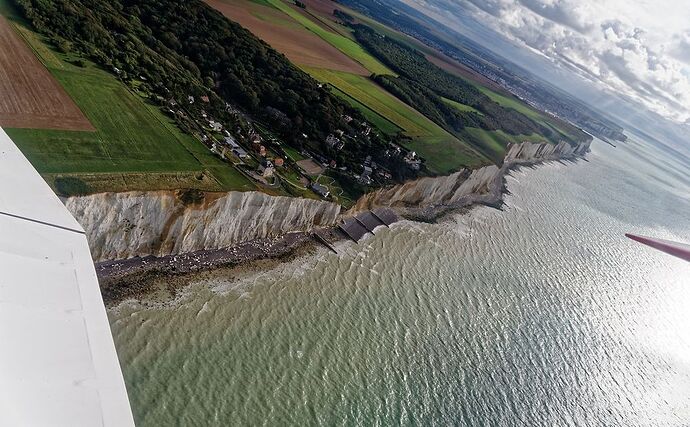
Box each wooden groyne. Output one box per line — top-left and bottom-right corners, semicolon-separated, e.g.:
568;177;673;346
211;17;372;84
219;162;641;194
312;229;339;254
339;208;399;242
371;208;397;226
339;218;368;242
311;208;400;252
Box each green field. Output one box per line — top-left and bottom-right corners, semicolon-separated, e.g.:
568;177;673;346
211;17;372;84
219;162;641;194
5;21;254;195
404;133;488;174
304;67;487;173
478;87;540;119
282;145;307;161
478;86;583;143
305;67;443;137
329;86;401;135
441;97;482;114
265;0;394;75
465;128;546;160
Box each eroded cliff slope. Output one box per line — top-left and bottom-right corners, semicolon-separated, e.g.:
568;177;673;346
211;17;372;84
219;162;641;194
65;190;340;262
351;140;591;219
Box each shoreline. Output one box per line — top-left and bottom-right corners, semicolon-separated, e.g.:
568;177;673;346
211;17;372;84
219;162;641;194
97;227;347;306
97;146;588;307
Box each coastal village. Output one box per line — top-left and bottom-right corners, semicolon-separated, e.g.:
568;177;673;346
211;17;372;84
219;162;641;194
157;87;420;207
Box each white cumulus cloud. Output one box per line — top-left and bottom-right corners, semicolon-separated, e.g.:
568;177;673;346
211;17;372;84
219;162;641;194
406;0;690;123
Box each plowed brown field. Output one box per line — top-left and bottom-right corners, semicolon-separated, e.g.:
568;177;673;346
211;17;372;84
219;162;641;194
206;0;368;75
0;17;93;130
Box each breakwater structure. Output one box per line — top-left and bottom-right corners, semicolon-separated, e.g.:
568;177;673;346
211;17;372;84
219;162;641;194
338;208;399;242
310;208;399;255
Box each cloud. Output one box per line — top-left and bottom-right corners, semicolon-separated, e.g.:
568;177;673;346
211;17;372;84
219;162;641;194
670;32;690;64
407;0;690;123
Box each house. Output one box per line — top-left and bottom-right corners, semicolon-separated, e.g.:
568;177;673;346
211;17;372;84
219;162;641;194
187;95;195;104
404;150;421;170
274;157;285;167
224;136;240;148
208;121;222;132
314;153;329;167
359;166;373;184
310;182;330;198
342;115;353;124
258;160;274;178
326;134;344;151
407;160;421;170
232;148;249;159
200;95;210;103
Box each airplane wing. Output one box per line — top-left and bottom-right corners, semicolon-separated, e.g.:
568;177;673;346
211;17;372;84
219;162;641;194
0;127;134;426
625;233;690;262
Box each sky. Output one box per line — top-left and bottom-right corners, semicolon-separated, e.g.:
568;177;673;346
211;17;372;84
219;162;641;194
403;0;690;124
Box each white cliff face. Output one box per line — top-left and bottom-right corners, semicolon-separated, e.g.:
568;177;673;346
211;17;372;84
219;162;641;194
65;191;341;262
66;141;589;262
352;140;590;213
505;140;590;161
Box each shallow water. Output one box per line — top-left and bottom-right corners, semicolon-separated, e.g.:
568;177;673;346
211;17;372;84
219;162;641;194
111;135;690;426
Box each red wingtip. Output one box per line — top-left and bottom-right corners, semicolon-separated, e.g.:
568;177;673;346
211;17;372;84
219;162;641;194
626;233;690;262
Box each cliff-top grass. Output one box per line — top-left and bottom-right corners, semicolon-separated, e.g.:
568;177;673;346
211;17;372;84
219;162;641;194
3;18;254;195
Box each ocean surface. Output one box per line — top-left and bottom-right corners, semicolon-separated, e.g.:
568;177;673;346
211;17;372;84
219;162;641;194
110;134;690;426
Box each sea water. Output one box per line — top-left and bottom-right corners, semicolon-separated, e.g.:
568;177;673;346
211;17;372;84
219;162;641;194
110;134;690;426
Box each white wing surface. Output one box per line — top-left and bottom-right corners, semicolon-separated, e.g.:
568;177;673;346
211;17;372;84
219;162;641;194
0;127;134;426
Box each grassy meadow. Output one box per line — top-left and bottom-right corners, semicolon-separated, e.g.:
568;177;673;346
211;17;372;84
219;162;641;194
328;86;402;135
4;18;254;195
305;67;443;137
478;86;584;143
305;67;488;173
441;97;482;114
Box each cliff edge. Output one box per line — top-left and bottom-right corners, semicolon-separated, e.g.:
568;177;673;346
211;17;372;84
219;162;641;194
66;140;590;263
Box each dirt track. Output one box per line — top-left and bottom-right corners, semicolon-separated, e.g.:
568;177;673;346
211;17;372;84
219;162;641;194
206;0;368;75
0;17;93;130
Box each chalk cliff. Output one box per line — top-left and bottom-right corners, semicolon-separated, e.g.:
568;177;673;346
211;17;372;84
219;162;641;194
65;190;340;262
351;140;591;219
66;140;589;262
